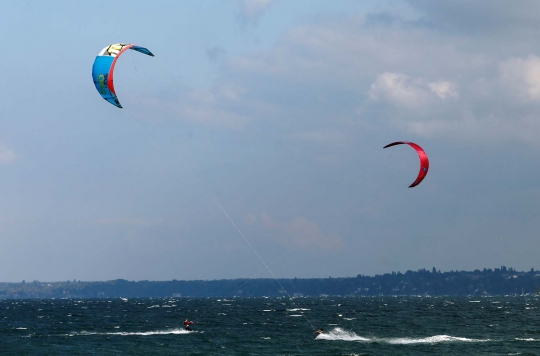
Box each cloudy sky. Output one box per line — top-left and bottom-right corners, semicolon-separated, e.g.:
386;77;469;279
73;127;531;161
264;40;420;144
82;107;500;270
1;0;539;282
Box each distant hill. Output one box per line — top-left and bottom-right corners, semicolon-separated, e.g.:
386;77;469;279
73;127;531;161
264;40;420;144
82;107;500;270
1;266;539;299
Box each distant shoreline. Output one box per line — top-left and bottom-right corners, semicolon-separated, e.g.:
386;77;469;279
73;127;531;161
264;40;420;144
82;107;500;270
2;266;539;299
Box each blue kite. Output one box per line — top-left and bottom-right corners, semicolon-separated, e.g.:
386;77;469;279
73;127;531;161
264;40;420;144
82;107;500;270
92;43;154;108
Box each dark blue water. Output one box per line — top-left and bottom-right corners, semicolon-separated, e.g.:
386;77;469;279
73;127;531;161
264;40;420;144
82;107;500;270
1;296;539;355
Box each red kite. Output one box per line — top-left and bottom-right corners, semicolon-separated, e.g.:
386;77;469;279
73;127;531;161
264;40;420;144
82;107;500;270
384;141;429;188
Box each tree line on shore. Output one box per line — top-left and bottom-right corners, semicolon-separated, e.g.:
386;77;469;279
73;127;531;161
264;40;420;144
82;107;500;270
1;266;539;299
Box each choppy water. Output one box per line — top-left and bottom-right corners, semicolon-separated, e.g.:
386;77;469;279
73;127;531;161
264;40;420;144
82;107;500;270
1;296;539;355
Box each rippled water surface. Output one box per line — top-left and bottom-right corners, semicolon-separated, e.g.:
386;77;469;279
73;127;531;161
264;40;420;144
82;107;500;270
1;296;539;355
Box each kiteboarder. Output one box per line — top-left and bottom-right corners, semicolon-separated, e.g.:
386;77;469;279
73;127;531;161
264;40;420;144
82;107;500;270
184;319;195;331
314;328;324;336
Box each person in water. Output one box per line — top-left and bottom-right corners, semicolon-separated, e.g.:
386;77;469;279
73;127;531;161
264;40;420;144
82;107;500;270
314;328;324;335
184;319;195;331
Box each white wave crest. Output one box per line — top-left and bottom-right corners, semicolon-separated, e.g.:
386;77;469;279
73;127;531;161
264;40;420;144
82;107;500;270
70;328;192;336
286;308;310;311
316;328;491;344
387;335;490;344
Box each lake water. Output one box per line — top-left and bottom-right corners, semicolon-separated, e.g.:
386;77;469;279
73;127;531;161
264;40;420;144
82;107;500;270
1;296;539;355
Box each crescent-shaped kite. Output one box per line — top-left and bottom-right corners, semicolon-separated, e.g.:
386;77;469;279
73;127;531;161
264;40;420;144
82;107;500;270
92;43;154;108
383;141;429;188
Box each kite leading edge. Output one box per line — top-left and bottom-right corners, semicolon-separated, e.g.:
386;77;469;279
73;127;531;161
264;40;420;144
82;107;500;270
92;43;154;108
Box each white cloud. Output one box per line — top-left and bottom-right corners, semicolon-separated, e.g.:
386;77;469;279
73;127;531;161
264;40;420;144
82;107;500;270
229;54;284;74
177;87;250;128
405;111;540;143
0;145;18;164
429;81;459;100
181;106;249;128
259;213;344;250
125;86;251;129
220;84;248;101
99;218;164;227
395;54;540;143
499;55;540;101
238;0;276;26
139;6;540;146
290;129;348;144
369;73;459;108
369;72;428;108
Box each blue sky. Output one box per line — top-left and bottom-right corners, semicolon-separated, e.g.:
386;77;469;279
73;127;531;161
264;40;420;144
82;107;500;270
1;0;540;282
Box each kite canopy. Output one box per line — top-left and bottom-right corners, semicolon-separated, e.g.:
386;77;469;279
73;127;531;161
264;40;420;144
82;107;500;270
383;141;429;188
92;43;154;108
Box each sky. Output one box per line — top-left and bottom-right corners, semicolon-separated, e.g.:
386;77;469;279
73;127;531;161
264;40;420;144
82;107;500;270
1;0;540;282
